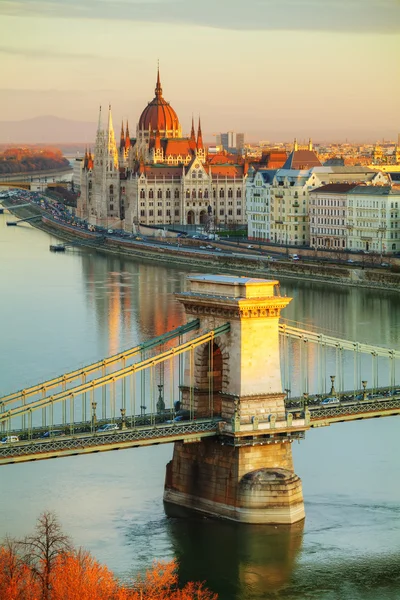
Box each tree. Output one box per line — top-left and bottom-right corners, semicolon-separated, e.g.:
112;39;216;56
51;549;119;600
124;560;218;600
0;537;39;600
18;511;72;600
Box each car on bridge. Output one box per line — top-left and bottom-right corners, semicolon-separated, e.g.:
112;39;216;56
41;430;65;438
96;423;119;432
1;436;19;443
320;397;339;405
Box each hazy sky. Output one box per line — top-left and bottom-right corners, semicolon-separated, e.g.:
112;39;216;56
0;0;399;142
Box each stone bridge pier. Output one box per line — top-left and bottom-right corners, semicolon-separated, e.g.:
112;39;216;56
164;275;306;524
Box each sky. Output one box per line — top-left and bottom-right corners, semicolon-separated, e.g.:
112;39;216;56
0;0;399;142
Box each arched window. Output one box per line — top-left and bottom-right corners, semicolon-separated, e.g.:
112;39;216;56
140;189;145;199
186;189;190;198
237;189;242;198
109;184;114;194
213;189;216;198
219;189;225;199
88;181;92;190
175;189;180;199
157;189;162;199
192;189;196;199
228;188;233;198
198;189;203;199
204;189;209;199
149;189;154;199
166;189;171;199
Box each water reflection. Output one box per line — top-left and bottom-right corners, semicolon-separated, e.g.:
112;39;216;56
165;510;304;600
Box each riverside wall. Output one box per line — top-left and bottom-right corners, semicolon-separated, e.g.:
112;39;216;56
3;201;400;292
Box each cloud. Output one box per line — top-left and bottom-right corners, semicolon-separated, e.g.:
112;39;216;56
1;0;399;33
0;45;100;60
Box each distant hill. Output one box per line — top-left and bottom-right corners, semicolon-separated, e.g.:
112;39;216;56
0;116;97;144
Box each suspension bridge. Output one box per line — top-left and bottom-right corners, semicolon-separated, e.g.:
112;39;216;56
1;275;399;524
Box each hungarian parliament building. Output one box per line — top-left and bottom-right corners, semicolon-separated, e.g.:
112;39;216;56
76;69;246;231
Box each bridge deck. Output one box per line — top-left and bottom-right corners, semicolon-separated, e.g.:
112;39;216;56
0;419;220;465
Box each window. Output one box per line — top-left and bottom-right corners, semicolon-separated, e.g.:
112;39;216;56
219;189;225;199
228;188;233;198
149;210;153;216
109;184;114;195
219;209;224;216
175;189;180;199
110;204;114;211
237;189;242;198
204;189;209;199
186;190;190;198
198;190;203;199
166;189;171;199
175;209;179;216
157;189;162;199
149;190;154;199
140;210;145;217
192;189;196;199
140;189;145;199
237;209;241;216
158;209;162;216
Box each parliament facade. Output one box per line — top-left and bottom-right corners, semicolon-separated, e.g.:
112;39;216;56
77;69;247;231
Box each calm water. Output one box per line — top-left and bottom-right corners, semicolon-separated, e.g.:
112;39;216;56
1;214;400;599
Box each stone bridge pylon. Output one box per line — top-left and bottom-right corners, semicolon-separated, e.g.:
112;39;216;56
164;275;307;524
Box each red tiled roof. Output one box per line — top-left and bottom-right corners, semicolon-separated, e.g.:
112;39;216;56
283;149;322;170
209;164;244;177
208;153;237;164
309;183;359;194
143;166;182;177
163;139;193;157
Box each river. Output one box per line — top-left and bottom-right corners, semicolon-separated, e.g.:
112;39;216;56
0;214;400;599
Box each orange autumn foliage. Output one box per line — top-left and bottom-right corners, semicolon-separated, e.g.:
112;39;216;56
51;550;119;600
0;513;217;600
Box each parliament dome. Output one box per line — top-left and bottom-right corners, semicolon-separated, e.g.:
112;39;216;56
138;69;181;136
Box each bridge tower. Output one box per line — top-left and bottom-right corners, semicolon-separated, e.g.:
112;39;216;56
164;274;306;524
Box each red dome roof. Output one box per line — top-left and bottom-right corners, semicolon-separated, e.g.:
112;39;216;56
138;69;180;134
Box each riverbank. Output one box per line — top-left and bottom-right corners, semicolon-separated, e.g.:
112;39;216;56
0;165;72;182
3;199;400;292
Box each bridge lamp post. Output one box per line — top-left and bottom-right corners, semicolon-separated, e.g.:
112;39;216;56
330;375;336;396
156;384;165;414
91;402;97;433
362;380;368;401
120;408;126;430
302;393;309;412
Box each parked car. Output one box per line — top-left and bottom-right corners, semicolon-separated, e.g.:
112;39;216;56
96;423;119;432
1;436;19;443
41;430;65;438
321;397;338;405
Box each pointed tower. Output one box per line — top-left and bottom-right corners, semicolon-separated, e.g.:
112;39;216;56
196;117;206;162
84;147;88;170
125;121;131;151
106;105;119;170
197;117;203;150
189;116;196;151
120;121;125;150
294;138;298;152
308;138;313;151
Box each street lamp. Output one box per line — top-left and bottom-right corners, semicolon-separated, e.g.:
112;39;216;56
156;384;165;413
329;375;336;396
91;402;97;432
361;380;368;401
120;408;126;430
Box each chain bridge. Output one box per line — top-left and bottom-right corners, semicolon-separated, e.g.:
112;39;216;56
1;274;399;524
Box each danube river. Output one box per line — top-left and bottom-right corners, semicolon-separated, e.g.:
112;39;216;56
1;214;400;600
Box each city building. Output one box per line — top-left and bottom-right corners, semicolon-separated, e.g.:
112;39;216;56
309;183;357;250
218;131;245;154
77;69;247;231
246;140;391;245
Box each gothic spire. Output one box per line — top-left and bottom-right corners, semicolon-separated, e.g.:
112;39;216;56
125;121;131;150
196;116;203;150
155;62;162;99
120;120;125;149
